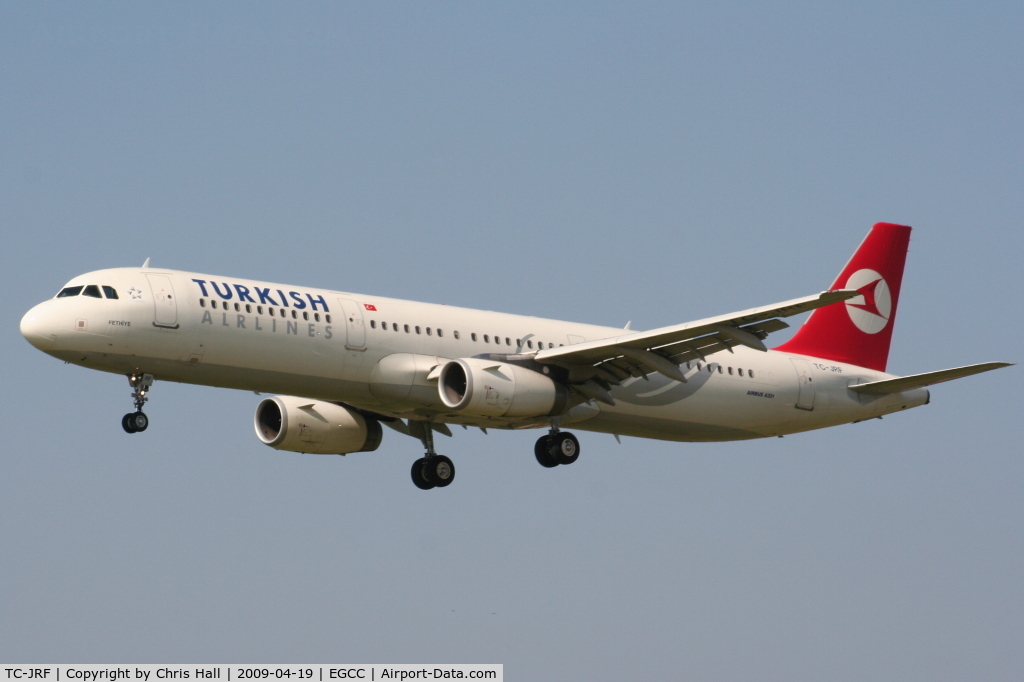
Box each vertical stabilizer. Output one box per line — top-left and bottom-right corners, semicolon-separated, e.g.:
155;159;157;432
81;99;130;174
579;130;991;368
774;222;911;372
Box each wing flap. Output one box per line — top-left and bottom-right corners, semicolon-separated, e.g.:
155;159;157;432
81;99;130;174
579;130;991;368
849;362;1013;395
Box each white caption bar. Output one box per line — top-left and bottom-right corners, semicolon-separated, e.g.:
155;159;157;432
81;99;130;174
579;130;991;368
1;667;502;682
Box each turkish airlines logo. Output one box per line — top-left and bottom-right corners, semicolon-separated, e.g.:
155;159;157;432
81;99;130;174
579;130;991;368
845;268;891;334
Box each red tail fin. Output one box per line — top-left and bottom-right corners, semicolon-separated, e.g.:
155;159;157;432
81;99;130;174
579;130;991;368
774;222;911;372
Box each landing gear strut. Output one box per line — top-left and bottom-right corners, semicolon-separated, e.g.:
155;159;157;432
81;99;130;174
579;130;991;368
122;373;153;434
535;421;580;468
410;421;455;490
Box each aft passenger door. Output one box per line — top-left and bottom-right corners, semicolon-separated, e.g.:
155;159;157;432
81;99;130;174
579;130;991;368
789;357;816;411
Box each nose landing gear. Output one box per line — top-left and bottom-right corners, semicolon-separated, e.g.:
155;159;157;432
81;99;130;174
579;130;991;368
122;373;154;434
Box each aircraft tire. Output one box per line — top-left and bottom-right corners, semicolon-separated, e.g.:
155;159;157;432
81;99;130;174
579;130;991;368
534;435;559;468
132;412;149;432
122;413;138;434
424;455;455;488
411;458;435;490
550;432;580;465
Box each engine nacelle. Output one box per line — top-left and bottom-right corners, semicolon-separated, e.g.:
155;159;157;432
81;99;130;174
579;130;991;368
254;396;383;455
438;358;569;418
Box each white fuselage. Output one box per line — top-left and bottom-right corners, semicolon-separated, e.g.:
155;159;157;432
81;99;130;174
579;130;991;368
20;267;929;443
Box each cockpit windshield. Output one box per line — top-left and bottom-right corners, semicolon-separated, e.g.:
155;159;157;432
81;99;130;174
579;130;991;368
56;285;120;299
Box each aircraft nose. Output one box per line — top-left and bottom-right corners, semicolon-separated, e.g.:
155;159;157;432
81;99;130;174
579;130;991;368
20;303;59;351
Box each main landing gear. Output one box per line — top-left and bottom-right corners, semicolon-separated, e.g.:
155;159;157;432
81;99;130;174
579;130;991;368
410;422;455;490
122;373;154;434
535;423;581;468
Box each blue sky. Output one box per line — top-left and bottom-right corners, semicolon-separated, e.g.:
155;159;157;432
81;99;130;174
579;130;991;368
1;3;1021;679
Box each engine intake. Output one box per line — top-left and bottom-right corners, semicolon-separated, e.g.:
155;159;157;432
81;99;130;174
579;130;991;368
438;358;568;418
254;396;383;455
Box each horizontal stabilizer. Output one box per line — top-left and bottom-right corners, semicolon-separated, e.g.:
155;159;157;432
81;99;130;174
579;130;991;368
849;362;1013;396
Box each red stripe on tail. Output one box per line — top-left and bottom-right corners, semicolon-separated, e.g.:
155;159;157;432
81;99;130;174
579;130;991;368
773;222;911;372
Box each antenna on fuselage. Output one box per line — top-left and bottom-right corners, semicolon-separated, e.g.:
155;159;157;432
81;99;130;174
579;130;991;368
141;258;151;268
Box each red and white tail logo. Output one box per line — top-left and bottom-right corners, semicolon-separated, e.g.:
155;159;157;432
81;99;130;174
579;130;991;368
774;223;911;371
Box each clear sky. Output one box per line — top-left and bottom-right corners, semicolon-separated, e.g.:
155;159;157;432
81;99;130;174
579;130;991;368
1;3;1021;679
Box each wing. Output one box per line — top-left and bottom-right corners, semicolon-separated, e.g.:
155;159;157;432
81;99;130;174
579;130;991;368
848;362;1013;396
532;289;861;404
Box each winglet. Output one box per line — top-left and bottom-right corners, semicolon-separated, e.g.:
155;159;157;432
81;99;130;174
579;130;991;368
141;258;151;268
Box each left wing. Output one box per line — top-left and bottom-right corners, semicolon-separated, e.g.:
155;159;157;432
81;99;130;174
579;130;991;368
533;289;860;403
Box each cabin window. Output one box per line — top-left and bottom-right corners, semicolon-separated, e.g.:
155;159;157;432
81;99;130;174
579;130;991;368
370;320;376;329
211;300;218;309
200;299;206;308
728;367;733;375
83;285;102;298
738;368;744;377
415;326;421;334
506;337;511;346
302;311;308;321
404;324;410;333
381;321;387;330
291;310;297;319
234;303;240;312
749;370;755;379
483;334;490;343
246;304;252;313
314;313;320;322
438;329;444;338
269;308;274;316
57;286;83;298
426;327;432;336
527;340;533;349
257;305;263;314
453;331;459;339
326;314;332;323
102;286;119;299
471;333;477;341
718;365;723;373
281;309;286;317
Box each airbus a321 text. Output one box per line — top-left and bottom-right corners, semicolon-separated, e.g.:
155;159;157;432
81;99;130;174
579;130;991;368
20;223;1011;489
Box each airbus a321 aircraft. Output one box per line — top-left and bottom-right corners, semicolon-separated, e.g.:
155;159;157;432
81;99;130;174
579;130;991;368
20;223;1011;489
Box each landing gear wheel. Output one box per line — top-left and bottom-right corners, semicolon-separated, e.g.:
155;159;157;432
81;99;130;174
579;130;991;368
550;432;580;465
534;435;559;468
122;412;148;433
423;455;455;487
411;458;435;490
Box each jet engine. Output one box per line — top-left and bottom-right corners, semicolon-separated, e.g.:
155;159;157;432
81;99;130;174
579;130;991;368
438;358;569;418
254;395;383;455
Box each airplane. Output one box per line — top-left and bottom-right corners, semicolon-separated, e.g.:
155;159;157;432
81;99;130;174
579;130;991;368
20;222;1011;490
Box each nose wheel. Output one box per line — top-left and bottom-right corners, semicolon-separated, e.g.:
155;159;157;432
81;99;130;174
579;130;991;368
122;373;154;434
